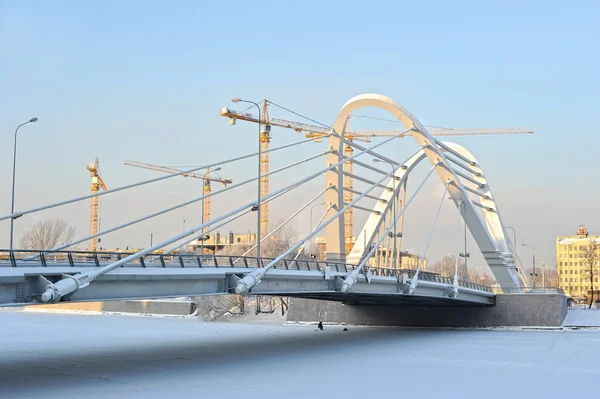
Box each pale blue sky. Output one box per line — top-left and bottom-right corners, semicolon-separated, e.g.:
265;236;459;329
1;0;599;271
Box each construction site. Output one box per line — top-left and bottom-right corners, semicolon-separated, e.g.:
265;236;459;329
76;99;533;272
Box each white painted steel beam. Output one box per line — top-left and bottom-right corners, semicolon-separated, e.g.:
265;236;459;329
326;94;521;290
0;266;494;307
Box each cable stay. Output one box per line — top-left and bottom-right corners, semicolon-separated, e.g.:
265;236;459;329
232;187;331;265
24;151;329;260
294;204;333;261
40;130;406;303
0;135;327;223
234;161;402;295
148;180;303;262
406;182;450;295
341;163;440;293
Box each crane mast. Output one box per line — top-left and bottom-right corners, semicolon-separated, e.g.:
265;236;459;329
221;101;534;252
344;142;354;250
259;100;270;240
87;158;107;251
203;170;211;239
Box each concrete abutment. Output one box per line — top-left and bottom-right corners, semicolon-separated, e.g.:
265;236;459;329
287;293;568;327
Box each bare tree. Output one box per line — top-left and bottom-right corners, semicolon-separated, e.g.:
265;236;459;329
525;268;543;288
20;218;76;250
261;218;298;259
210;222;297;316
237;219;297;313
581;239;600;309
215;244;251;257
194;295;245;321
543;267;559;288
428;255;466;279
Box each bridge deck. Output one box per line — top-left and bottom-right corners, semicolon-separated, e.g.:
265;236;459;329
0;251;494;307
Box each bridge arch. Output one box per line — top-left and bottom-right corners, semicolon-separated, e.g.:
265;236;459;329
323;94;523;290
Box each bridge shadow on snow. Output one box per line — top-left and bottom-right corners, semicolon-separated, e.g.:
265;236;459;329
0;323;446;391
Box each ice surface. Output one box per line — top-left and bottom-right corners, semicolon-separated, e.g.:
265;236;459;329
1;309;600;399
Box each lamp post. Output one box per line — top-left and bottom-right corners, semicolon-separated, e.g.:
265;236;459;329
541;260;546;289
449;198;470;280
10;117;38;251
309;202;325;232
522;243;537;288
201;166;221;256
506;226;517;249
309;202;325;258
373;159;401;268
456;201;470;281
232;97;262;264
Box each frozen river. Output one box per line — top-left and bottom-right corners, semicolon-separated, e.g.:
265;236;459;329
1;309;599;398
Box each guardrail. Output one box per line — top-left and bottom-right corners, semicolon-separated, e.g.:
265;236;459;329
0;249;492;293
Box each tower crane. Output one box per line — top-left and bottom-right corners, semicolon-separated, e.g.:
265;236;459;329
221;100;534;249
87;158;107;251
258;101;270;240
123;160;232;253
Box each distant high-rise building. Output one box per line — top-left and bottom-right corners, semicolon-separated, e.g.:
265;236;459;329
556;225;600;299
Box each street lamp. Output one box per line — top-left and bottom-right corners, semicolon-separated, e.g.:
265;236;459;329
459;201;470;281
10;117;38;251
522;243;537;288
309;202;325;258
506;226;517;248
200;166;221;256
449;198;470;281
232;97;262;264
309;202;325;232
373;158;401;268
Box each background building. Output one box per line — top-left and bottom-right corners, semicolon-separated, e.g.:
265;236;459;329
314;237;426;270
189;232;257;254
556;225;600;300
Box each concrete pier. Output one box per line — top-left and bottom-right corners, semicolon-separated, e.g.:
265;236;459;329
287;293;568;327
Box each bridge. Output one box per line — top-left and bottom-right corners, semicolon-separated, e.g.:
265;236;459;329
0;93;533;311
0;250;494;306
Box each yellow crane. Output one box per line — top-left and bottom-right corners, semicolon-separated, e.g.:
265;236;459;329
221;101;534;247
123;160;232;253
87;158;107;251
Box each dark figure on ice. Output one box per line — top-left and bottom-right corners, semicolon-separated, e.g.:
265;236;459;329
317;321;323;330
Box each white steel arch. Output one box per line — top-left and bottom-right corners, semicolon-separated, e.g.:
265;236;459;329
324;94;522;290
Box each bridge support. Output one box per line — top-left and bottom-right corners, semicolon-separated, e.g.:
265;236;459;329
287;293;568;327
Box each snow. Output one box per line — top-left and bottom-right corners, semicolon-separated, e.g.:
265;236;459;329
1;310;600;399
564;306;600;327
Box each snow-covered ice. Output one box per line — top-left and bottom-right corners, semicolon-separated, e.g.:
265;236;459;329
1;309;600;399
564;307;600;327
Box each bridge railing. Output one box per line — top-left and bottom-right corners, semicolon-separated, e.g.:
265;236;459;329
0;249;339;271
0;250;492;292
385;268;492;293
